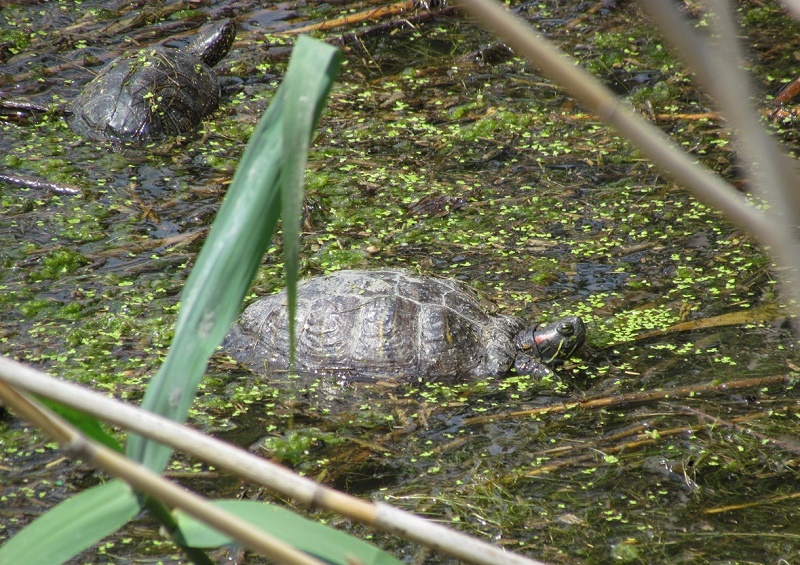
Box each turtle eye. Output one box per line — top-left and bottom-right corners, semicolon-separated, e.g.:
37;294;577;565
557;322;575;336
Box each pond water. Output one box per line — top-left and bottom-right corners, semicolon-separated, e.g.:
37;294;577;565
2;0;799;563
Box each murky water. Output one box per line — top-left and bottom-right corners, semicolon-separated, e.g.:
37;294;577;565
2;1;800;563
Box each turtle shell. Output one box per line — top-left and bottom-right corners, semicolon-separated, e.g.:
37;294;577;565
68;20;234;142
223;269;526;381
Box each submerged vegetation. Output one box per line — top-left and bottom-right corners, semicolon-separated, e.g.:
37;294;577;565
1;0;799;563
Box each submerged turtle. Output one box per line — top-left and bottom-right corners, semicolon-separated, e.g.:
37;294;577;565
223;269;586;381
68;19;235;142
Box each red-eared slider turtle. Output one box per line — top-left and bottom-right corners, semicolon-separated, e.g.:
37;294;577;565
223;269;586;380
68;19;235;142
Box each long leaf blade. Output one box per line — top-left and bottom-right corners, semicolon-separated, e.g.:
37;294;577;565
126;37;342;473
37;397;123;453
281;35;343;371
175;499;403;565
0;480;140;563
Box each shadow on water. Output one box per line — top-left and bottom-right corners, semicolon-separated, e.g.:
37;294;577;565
2;0;800;563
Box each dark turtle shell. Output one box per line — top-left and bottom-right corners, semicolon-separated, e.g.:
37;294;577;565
68;19;235;142
223;269;586;381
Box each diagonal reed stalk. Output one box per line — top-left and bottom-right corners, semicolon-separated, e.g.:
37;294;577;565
0;356;549;565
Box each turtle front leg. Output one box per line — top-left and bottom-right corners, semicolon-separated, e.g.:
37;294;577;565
412;0;446;10
513;354;554;378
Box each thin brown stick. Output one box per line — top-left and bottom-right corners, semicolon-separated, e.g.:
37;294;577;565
773;75;800;104
561;112;721;122
545;110;789;123
681;405;800;456
461;374;791;425
522;406;796;478
565;0;619;29
282;1;415;35
0;172;82;196
703;491;800;514
634;303;781;342
521;421;717;479
86;228;208;258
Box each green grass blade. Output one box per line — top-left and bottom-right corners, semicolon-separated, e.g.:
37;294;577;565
0;480;139;563
174;500;404;565
37;397;123;453
126;36;342;473
281;35;342;371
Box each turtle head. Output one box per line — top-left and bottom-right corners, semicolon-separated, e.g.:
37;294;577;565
515;316;586;367
186;19;236;67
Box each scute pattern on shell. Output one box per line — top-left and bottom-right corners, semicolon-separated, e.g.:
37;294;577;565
223;269;526;381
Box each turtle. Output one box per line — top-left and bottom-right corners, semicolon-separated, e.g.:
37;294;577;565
222;269;586;381
68;19;235;142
